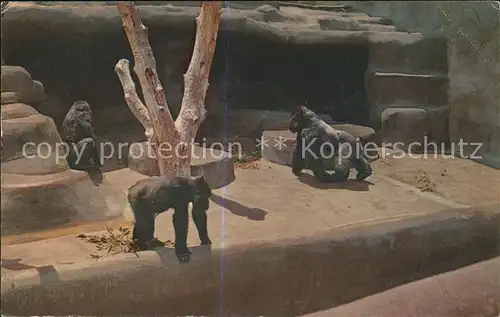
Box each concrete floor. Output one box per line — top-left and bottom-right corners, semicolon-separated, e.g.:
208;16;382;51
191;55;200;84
1;156;499;316
2;156;498;271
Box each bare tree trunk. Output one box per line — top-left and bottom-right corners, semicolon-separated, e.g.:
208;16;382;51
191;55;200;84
115;1;221;177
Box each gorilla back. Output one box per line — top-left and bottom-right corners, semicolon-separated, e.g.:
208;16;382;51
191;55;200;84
289;105;372;182
128;175;212;263
61;100;101;171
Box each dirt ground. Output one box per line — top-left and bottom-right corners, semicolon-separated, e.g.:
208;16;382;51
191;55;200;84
373;153;500;207
2;154;498;273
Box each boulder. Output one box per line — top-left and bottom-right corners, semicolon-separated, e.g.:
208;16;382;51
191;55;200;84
1;66;33;93
1;102;40;119
0;66;45;106
1;103;69;174
127;142;236;190
1;92;21;105
1;170;126;236
26;80;46;105
379;108;428;151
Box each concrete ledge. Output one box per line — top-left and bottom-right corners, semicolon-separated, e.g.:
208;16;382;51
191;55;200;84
1;170;126;236
304;257;500;317
4;4;426;45
2;206;498;316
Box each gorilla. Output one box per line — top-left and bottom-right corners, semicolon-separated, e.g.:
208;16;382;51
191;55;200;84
289;105;372;183
128;175;213;263
61;100;102;171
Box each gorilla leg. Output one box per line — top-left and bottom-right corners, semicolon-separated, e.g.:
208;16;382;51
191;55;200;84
131;205;156;250
348;141;372;181
292;143;305;175
310;159;334;183
173;204;191;262
330;156;351;182
192;204;211;246
352;157;372;181
68;137;101;170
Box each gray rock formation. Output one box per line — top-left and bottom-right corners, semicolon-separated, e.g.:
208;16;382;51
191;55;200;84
1;65;124;236
2;2;449;154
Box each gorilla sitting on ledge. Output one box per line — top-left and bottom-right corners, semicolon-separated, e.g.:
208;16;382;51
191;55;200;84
128;175;213;263
289;105;373;183
61;100;102;171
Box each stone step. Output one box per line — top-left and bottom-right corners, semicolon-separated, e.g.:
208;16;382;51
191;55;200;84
1;102;40;119
1;92;21;105
1;65;45;106
1;110;64;165
2;103;70;175
368;37;448;74
378;106;450;151
366;71;449;107
1;170;126;236
318;17;396;32
358;24;396;32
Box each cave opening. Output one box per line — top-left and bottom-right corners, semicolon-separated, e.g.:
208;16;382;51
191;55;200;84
209;32;370;125
3;28;370;140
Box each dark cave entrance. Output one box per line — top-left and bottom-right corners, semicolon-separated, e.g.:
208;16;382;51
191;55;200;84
209;33;370;125
3;29;370;139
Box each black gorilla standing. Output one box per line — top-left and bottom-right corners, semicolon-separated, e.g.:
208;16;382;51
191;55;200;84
61;100;102;171
128;175;213;263
289;105;372;183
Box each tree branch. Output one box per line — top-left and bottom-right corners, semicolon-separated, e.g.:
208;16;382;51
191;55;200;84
115;1;221;177
175;1;222;161
116;2;181;175
114;58;154;141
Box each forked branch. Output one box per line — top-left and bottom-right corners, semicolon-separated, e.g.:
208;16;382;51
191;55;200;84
115;1;221;176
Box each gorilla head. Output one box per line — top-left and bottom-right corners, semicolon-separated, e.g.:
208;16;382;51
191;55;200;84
289;105;319;133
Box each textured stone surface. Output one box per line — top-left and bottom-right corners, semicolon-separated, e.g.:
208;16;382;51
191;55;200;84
380;108;428;150
1;92;21;105
366;72;449;108
0;66;45;106
425;105;450;144
1;203;498;315
127;142;236;189
1;2;433;135
353;1;499;169
1;170;126;236
368;37;448;73
1;102;40;119
1;103;68;174
304;257;500;317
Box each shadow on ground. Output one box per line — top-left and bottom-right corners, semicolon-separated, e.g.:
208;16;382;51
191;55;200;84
210;194;268;221
297;173;373;191
1;258;60;284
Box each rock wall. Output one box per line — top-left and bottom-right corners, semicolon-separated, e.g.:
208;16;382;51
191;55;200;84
2;2;453;152
341;1;500;167
1;2;371;143
1;65;126;236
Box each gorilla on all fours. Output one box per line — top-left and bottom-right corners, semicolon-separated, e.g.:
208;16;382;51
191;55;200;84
289;105;373;183
61;100;102;171
128;175;213;263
